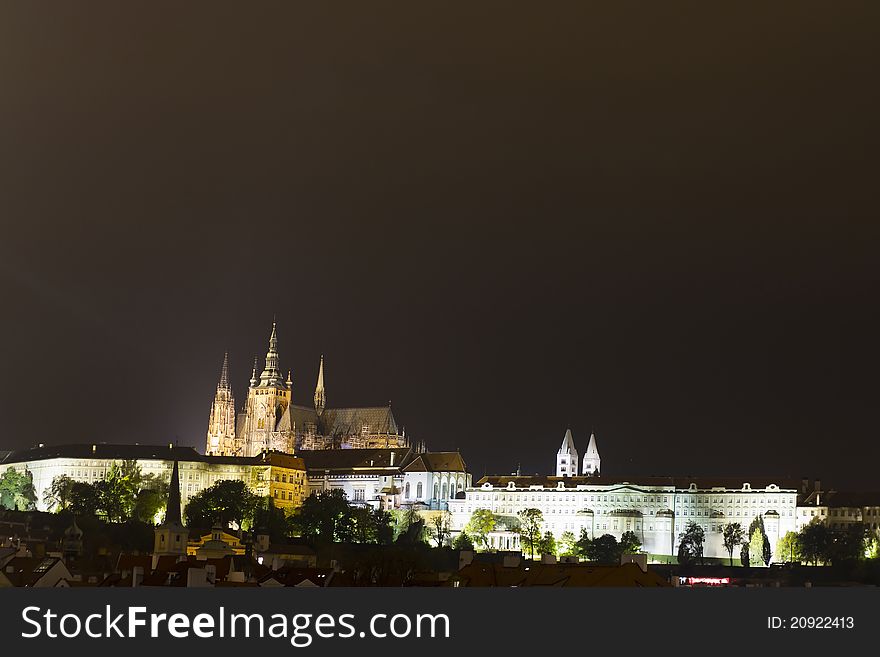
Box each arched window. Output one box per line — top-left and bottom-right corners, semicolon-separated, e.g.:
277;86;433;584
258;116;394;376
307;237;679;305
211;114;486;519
417;482;423;498
405;482;411;499
433;483;439;500
450;482;456;498
442;482;448;500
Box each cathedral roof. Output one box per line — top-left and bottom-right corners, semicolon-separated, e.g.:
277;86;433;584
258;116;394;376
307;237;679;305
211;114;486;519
320;405;398;436
402;452;467;473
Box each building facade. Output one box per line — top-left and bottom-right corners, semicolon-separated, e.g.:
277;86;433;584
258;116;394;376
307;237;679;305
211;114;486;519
448;474;800;561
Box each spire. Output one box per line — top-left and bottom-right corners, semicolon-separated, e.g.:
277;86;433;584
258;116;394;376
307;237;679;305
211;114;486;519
249;356;258;387
558;428;577;454
582;431;601;476
218;352;231;390
314;354;326;415
259;321;284;387
164;460;183;526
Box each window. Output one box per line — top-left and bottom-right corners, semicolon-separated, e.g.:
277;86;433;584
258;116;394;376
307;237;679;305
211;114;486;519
417;482;423;498
405;482;411;499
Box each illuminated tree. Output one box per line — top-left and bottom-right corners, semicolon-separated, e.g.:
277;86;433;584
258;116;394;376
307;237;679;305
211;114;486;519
428;510;452;547
43;475;76;512
538;531;556;556
558;530;578;557
185;478;259;530
776;530;801;564
722;522;745;566
465;508;497;551
517;508;544;560
747;515;771;566
0;466;37;511
797;517;830;565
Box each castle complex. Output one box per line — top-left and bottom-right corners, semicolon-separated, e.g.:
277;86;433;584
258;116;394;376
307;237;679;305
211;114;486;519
206;323;409;456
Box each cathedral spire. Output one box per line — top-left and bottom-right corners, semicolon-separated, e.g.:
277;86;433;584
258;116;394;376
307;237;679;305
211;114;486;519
314;354;326;416
218;352;231;390
259;321;284;387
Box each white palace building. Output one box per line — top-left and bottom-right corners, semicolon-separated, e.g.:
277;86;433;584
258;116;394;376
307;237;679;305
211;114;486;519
447;430;803;560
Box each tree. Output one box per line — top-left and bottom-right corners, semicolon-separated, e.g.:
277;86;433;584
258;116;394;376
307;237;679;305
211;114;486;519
678;521;705;565
0;467;37;511
747;515;772;566
288;489;352;541
797;517;830;565
722;523;745;566
558;531;578;557
574;528;593;560
452;531;475;551
349;506;394;545
740;542;750;567
776;531;800;564
102;460;143;522
185;479;259;530
590;534;621;564
393;506;427;545
69;480;102;518
517;508;544;560
43;475;76;512
465;509;497;551
620;530;642;555
828;523;871;564
252;496;294;542
538;531;556;557
428;511;452;548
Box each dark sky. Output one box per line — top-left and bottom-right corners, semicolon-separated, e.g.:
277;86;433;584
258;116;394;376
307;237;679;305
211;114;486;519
1;2;878;488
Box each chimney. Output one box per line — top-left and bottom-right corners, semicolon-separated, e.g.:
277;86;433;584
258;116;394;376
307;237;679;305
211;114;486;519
801;478;809;494
815;480;822;506
390;451;395;466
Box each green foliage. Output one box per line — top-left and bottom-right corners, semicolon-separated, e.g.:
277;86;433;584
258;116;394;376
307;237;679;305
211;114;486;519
252;496;294;542
69;480;102;517
558;530;578;557
740;541;750;567
452;531;475;551
0;467;37;511
537;531;556;556
747;515;772;566
185;479;259;530
776;531;800;564
43;475;76;512
722;522;745;566
517;508;543;559
289;489;393;545
797;518;830;565
678;521;705;565
619;530;642;555
465;508;497;551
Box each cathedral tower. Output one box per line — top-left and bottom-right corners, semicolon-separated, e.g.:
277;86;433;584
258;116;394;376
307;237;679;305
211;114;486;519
314;355;326;416
582;431;601;476
556;428;579;477
206;352;237;456
241;322;295;456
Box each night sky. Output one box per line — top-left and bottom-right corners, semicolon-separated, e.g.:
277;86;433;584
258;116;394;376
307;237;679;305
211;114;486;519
0;2;877;488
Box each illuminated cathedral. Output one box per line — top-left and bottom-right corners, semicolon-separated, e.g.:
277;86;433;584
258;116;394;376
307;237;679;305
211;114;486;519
205;323;409;456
